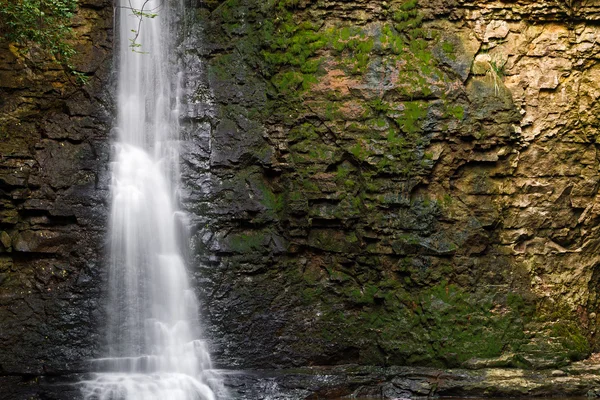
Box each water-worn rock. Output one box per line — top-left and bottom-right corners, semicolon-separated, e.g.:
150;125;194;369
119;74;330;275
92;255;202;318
224;361;600;399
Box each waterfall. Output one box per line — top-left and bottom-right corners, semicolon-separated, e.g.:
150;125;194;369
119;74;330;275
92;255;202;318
81;1;224;399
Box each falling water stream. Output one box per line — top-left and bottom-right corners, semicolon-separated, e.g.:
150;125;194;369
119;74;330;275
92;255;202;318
81;1;223;399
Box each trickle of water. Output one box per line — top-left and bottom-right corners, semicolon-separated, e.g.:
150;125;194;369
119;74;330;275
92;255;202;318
81;1;224;399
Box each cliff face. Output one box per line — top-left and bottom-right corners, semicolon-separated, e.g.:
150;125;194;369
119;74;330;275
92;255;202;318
0;0;112;397
187;0;600;373
3;0;600;398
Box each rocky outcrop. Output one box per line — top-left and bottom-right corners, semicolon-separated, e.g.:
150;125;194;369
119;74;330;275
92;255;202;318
0;0;112;397
184;0;600;381
4;0;600;398
227;359;600;399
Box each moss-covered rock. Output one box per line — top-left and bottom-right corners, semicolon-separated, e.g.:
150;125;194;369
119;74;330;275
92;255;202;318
187;0;599;378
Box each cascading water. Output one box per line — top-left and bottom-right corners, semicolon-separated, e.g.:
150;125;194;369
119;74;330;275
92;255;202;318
81;1;224;399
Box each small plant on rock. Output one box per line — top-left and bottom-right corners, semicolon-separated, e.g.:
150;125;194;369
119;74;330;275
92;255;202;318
0;0;79;70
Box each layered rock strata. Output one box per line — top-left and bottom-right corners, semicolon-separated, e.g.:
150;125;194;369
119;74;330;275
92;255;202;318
0;0;113;397
187;0;600;376
4;0;600;398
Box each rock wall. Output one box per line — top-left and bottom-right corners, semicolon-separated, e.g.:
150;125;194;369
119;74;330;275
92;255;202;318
4;0;600;398
185;0;600;376
0;0;112;397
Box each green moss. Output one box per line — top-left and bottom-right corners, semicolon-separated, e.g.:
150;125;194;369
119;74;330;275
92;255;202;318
347;283;380;305
227;231;268;253
552;322;590;361
261;7;328;95
253;178;283;215
271;71;305;94
531;302;592;362
344;179;356;189
391;0;422;32
295;263;591;367
441;41;454;53
290;139;337;166
369;98;391;115
356;101;430;176
397;233;421;246
288;123;319;143
324;101;341;121
447;105;465;120
300;177;320;192
308;230;359;253
261;3;388;96
301;286;324;303
209;0;588;371
397;101;428;134
260;0;443;178
288;190;305;202
335;163;352;180
350;141;369;162
441;41;457;61
327;26;374;74
373;118;388;128
299;277;533;366
209;53;237;81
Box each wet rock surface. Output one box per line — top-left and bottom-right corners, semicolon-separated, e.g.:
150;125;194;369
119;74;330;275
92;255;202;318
182;0;600;381
224;361;600;399
0;0;113;398
5;0;600;398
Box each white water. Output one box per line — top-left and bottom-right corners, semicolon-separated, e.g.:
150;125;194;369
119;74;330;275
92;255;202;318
81;1;224;399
